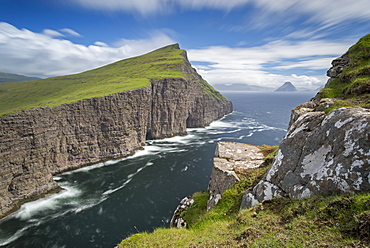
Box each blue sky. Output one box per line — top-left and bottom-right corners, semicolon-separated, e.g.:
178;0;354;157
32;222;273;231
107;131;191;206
1;0;370;90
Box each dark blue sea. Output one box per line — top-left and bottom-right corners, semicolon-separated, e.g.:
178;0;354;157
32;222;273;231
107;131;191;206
0;91;315;248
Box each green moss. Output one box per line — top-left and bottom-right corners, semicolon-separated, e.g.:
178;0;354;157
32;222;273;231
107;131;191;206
0;44;193;116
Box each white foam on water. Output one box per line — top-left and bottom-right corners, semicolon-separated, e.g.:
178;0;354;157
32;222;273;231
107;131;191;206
130;145;162;158
102;159;156;197
0;226;34;247
207;119;235;129
102;178;132;196
62;145;162;175
72;196;110;214
154;134;198;145
13;185;81;221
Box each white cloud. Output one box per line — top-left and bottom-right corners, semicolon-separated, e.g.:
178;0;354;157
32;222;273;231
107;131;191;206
60;28;82;37
0;22;175;78
94;41;109;47
70;0;370;30
188;38;355;90
70;0;253;16
113;30;175;56
42;29;65;37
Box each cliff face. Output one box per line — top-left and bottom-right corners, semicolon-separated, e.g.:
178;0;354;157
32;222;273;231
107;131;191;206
0;48;232;218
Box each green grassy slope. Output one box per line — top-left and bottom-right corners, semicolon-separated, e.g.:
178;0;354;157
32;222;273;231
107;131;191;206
319;34;370;111
118;145;369;248
0;72;40;83
0;44;186;116
119;192;370;248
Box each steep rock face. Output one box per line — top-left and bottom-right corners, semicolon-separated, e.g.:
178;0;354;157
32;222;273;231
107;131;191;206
0;73;232;218
325;52;349;87
207;142;265;209
241;104;370;208
0;87;152;217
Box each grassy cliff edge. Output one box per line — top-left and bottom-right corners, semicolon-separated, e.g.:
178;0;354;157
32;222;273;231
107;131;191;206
0;44;222;117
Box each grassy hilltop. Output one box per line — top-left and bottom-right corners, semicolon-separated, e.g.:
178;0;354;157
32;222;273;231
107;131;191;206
0;44;188;116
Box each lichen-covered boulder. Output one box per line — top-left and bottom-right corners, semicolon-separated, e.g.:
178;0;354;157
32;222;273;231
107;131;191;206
241;107;370;208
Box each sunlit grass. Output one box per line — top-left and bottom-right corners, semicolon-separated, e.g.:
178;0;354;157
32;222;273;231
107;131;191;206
119;190;370;247
0;44;187;116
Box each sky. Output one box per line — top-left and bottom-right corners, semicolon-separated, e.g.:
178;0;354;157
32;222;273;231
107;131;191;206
1;0;370;90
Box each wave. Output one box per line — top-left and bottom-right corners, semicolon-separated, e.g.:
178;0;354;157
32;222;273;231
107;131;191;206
14;184;81;221
0;225;35;247
102;160;154;197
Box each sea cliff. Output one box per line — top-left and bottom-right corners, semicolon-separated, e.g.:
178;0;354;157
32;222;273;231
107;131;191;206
0;45;232;218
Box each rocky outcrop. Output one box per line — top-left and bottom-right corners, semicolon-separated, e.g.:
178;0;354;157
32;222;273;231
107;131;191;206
0;54;232;218
170;142;265;227
241;102;370;208
325;52;349;87
170;195;195;228
207;142;265;209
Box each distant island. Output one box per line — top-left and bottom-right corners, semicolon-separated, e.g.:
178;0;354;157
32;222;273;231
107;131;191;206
0;71;40;83
274;81;297;92
213;83;273;91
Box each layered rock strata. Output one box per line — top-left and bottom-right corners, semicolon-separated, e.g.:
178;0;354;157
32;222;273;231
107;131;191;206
0;70;232;218
207;142;265;209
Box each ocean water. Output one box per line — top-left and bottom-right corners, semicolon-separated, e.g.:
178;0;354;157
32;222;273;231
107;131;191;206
0;91;315;248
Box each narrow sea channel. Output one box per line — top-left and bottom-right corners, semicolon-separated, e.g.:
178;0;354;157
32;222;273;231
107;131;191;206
0;91;315;248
